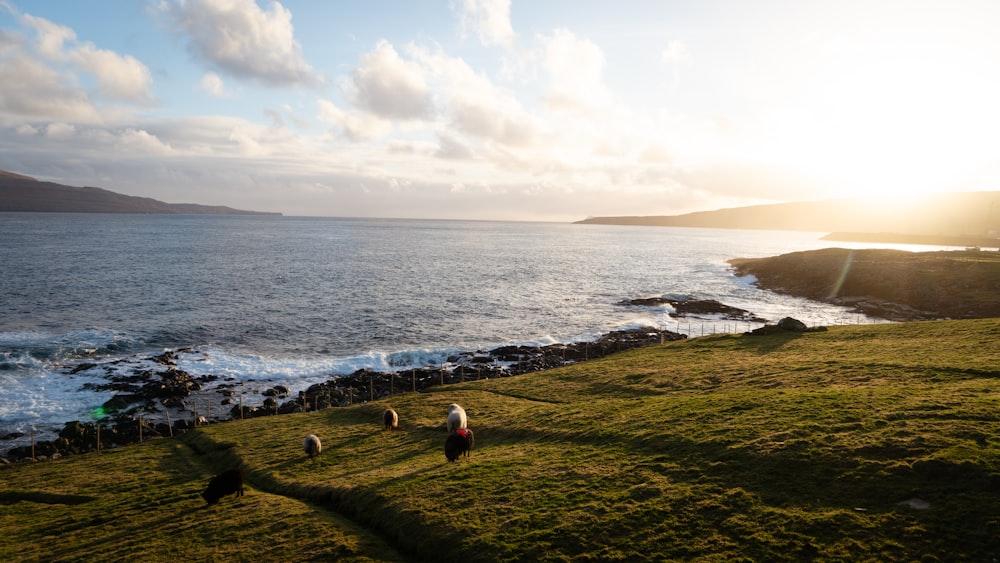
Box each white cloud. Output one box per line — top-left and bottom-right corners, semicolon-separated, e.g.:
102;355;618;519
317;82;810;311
316;98;391;141
44;122;76;139
0;51;101;122
70;44;153;102
116;128;173;155
407;45;540;147
454;0;515;48
201;72;227;96
541;29;609;111
19;13;74;59
158;0;317;87
661;40;689;66
18;12;153;104
350;40;433;120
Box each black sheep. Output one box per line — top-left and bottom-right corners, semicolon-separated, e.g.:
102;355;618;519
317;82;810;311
445;428;474;462
201;468;245;505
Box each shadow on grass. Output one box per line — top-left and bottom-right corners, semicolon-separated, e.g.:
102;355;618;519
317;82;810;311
736;331;806;354
0;491;98;505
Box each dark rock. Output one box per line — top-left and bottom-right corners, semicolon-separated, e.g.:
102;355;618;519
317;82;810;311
621;296;768;323
777;317;808;331
748;317;828;335
70;363;98;374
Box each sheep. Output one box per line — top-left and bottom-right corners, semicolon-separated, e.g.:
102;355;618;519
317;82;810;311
303;434;322;458
445;428;474;462
383;408;398;430
201;468;244;505
446;403;467;434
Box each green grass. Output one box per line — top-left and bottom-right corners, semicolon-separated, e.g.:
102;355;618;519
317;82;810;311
3;319;999;561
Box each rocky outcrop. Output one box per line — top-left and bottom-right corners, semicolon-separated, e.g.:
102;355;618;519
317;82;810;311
729;248;1000;321
746;317;828;335
620;296;768;323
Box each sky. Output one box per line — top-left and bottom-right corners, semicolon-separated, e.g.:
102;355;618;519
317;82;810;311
1;0;999;221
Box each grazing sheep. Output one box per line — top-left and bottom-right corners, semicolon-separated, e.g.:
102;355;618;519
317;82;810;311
303;434;322;458
201;468;244;505
446;403;467;433
445;428;474;462
383;408;398;430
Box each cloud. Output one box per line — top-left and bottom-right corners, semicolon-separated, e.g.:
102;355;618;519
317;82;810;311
201;72;227;96
19;13;74;58
407;45;540;147
18;12;153;104
454;0;515;48
435;133;474;160
541;29;609;111
661;39;690;89
117;128;174;155
0;50;101;122
316;98;391;141
0;10;155;122
69;44;153;102
349;40;433;120
158;0;317;87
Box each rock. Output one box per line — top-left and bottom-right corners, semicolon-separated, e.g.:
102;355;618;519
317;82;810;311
776;317;808;331
621;296;768;323
748;317;828;335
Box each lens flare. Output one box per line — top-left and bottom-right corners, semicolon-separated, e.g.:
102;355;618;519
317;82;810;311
829;249;854;299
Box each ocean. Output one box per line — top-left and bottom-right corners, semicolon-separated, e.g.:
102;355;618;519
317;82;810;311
0;213;947;447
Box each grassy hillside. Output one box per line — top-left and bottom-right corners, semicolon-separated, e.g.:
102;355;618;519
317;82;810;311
2;320;999;561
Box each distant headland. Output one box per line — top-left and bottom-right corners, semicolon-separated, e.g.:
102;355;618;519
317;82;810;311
0;170;280;216
576;191;1000;249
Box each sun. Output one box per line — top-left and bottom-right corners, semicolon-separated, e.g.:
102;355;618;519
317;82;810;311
749;29;1000;203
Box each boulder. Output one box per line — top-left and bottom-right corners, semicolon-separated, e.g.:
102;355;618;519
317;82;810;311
777;317;808;331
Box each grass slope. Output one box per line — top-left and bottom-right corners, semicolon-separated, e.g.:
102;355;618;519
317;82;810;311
2;319;999;561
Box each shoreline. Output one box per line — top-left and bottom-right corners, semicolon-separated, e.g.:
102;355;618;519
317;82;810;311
2;325;690;462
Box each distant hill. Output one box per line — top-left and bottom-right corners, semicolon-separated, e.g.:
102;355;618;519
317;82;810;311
0;170;280;215
576;191;1000;247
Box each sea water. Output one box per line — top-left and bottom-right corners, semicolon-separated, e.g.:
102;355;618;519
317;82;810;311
0;213;952;444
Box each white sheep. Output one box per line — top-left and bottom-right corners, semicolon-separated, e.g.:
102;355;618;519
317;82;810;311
446;403;467;433
383;408;398;430
303;434;322;458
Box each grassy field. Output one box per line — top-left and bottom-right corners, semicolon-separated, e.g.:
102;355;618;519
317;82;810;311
2;319;999;561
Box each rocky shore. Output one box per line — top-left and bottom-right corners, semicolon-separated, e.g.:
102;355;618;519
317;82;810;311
0;291;858;463
3;324;693;462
